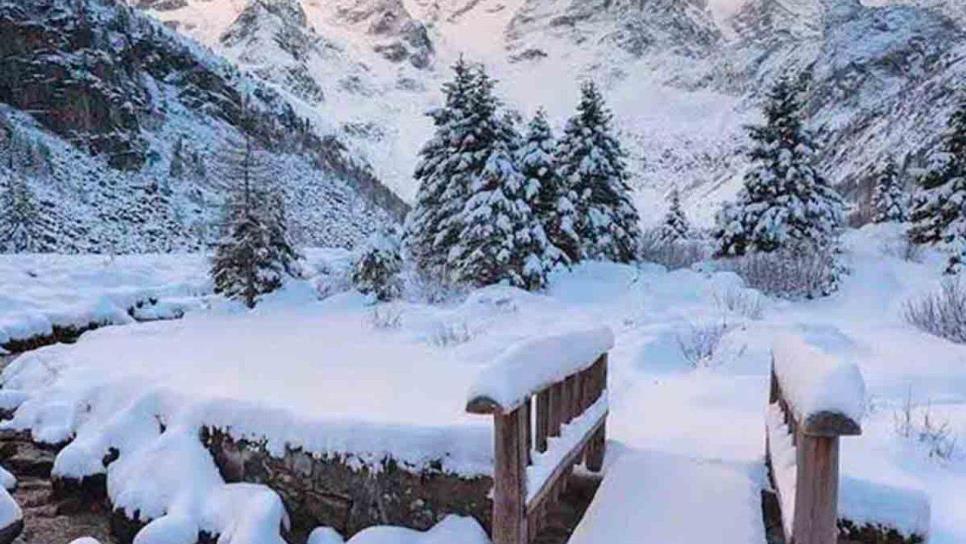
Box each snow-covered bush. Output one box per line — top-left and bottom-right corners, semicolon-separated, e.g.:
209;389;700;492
720;247;841;299
871;158;908;224
903;278;966;344
676;320;730;368
352;230;403;302
657;188;691;243
368;304;403;330
639;229;710;270
908;101;966;247
713;287;764;320
429;321;474;347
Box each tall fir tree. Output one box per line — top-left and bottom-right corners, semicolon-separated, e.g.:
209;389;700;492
404;57;478;276
908;102;966;247
518;108;580;266
658;188;691;242
870;158;908;224
713;73;844;256
556;81;642;263
210;113;299;308
447;66;552;290
0;171;49;253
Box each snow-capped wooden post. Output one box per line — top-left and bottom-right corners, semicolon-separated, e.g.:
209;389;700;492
766;335;865;544
466;327;613;544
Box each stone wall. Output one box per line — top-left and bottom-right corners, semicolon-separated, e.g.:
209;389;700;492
201;428;493;542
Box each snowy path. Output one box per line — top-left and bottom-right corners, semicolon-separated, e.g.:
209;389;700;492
569;451;764;544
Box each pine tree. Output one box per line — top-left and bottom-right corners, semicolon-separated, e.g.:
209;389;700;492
404;57;478;276
870;159;907;224
353;228;403;302
556;81;642;263
518;108;580;266
0;171;48;253
447;66;552;290
713;73;844;256
908;102;966;246
658;188;691;242
210;122;299;308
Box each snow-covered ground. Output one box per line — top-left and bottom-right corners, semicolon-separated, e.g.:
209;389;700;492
1;224;965;542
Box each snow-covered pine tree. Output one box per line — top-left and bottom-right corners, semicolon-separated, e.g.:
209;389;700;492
404;57;478;277
658;188;691;242
870;158;907;224
0;170;49;253
713;73;844;256
518;108;580;266
353;228;403;302
908;101;966;247
447;65;552;290
210;121;299;308
556;81;642;263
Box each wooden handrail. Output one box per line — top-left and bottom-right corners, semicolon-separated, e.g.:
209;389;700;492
468;353;609;544
766;350;863;544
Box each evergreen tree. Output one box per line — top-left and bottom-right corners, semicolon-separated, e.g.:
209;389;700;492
353;228;403;302
556;81;642;262
404;57;478;276
210;124;299;308
870;158;907;224
447;66;552;290
908;102;966;246
0;171;48;253
714;73;844;256
658;188;691;242
518;108;580;265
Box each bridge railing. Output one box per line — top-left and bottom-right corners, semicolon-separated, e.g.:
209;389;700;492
766;335;865;544
466;327;613;544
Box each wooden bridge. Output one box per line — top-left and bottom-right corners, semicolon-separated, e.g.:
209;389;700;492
465;330;895;544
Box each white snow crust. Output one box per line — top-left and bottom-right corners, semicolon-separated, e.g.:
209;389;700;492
773;334;866;424
466;327;613;412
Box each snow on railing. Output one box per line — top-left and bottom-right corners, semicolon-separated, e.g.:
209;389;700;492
767;335;864;544
466;328;612;544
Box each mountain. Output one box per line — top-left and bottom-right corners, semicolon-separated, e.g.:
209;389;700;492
134;0;965;228
0;0;406;253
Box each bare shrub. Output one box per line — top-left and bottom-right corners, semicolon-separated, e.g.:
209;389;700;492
713;287;764;320
880;236;924;263
894;391;958;462
719;248;840;299
429;321;473;347
903;279;966;344
640;230;711;270
676;320;731;368
368;304;403;330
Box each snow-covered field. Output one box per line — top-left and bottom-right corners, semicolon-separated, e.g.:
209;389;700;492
1;225;965;542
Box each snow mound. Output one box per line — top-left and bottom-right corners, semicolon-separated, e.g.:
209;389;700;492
772;334;865;424
467;327;614;412
343;516;489;543
840;475;931;540
0;487;21;533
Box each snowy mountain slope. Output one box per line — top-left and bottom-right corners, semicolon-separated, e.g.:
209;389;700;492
0;0;405;253
133;0;965;228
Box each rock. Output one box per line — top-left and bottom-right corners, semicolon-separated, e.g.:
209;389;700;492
0;518;22;544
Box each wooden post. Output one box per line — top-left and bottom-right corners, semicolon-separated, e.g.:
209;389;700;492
535;389;550;453
549;382;564;437
560;377;573;424
792;434;840;544
523;396;532;465
492;407;528;544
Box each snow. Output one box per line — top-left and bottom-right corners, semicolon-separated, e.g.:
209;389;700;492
772;334;866;425
0;254;210;347
767;402;798;538
0;465;15;491
323;516;489;544
2;224;966;542
0;488;21;532
466;327;613;412
569;450;764;543
526;396;607;503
